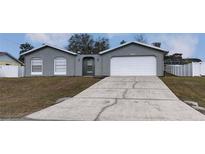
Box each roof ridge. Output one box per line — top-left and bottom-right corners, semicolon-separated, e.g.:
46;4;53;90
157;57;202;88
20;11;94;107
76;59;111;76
99;41;169;55
20;44;77;56
0;52;24;65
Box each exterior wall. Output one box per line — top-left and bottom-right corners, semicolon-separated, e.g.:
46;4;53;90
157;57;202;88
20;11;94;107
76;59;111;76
75;54;101;76
24;44;165;77
100;44;165;76
24;47;76;76
0;55;21;66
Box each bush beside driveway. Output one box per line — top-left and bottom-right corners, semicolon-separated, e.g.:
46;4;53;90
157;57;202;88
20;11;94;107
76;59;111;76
0;77;101;119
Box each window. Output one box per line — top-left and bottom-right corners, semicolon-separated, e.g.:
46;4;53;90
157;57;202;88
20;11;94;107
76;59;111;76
31;58;43;75
54;57;67;75
87;60;93;66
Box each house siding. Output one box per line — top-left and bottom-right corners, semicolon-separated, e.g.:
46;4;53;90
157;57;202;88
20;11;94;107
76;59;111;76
100;44;165;76
23;43;166;77
24;47;76;76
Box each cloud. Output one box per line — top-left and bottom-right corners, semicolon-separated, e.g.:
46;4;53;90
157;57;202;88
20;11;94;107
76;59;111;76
25;33;72;47
25;33;199;58
106;33;131;38
146;34;199;58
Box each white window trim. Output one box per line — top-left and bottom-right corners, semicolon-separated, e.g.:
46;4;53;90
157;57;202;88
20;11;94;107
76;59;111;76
31;58;43;76
54;58;67;75
31;72;43;75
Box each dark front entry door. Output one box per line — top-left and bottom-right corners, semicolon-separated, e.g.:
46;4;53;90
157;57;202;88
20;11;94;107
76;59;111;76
83;57;95;76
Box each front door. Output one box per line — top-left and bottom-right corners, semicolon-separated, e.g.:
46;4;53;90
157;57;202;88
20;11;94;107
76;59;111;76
83;57;95;76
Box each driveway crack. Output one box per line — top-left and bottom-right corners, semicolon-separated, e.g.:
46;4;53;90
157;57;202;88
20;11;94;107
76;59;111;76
122;89;128;98
145;101;161;111
94;99;118;121
132;81;138;89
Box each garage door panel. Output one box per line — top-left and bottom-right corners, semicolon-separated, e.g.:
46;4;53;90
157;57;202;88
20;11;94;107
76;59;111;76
110;56;156;76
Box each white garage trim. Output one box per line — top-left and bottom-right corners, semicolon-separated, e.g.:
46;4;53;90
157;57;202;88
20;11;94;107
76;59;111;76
110;56;157;76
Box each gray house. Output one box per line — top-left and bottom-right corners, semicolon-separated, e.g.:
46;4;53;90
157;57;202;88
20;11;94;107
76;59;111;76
21;42;168;77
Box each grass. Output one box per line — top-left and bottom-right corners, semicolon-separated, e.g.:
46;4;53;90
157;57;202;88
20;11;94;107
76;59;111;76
2;74;205;118
160;73;205;107
0;77;101;118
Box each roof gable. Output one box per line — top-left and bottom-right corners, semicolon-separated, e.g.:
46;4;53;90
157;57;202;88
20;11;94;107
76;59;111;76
20;44;77;56
0;52;24;65
99;41;169;55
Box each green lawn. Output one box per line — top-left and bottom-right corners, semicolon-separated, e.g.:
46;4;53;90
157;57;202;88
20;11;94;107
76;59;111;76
0;77;101;118
160;75;205;107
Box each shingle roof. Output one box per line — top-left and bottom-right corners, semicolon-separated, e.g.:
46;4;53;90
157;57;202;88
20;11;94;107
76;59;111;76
0;52;7;56
20;44;77;56
0;51;24;65
99;41;169;55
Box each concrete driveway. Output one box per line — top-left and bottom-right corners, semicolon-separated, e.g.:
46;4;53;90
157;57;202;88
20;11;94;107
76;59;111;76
26;76;205;120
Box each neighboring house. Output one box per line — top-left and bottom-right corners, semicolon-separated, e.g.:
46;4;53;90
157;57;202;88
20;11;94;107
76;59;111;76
165;53;183;65
0;52;24;66
21;42;168;77
0;52;24;77
183;58;202;64
165;53;202;65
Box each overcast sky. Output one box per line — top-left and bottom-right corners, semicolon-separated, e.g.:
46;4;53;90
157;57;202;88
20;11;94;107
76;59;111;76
0;33;204;60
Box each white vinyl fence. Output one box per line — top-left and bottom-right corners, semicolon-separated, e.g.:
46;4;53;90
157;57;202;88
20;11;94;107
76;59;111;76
0;65;24;77
165;62;205;77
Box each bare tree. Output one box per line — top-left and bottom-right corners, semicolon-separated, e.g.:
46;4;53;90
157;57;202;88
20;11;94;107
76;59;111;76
19;42;34;62
120;40;126;44
135;34;147;43
67;33;109;54
93;37;109;54
152;42;161;48
67;34;94;54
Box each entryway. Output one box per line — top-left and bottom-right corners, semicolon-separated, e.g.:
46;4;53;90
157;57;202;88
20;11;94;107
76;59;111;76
83;57;95;76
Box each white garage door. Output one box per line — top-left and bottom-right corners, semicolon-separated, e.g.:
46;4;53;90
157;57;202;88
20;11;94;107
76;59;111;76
110;56;157;76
